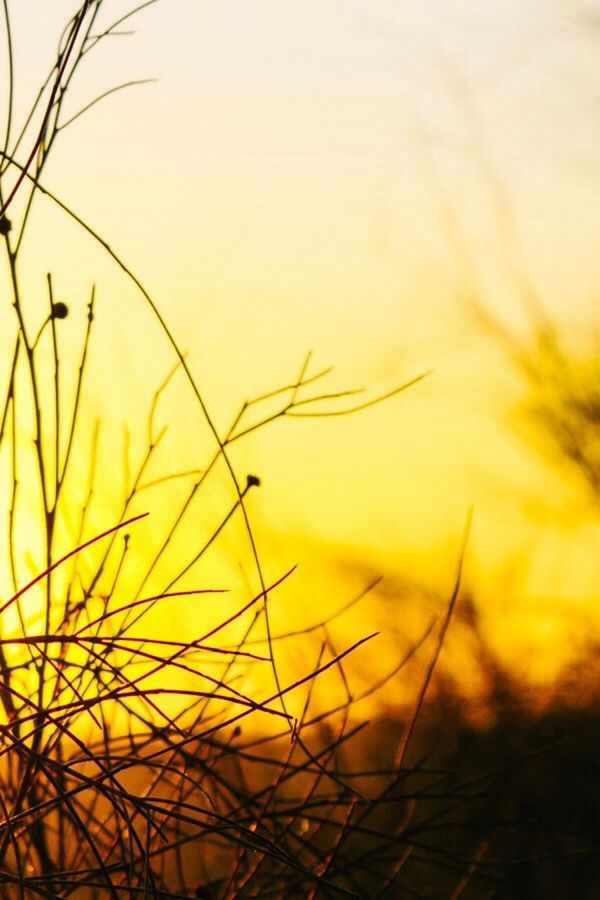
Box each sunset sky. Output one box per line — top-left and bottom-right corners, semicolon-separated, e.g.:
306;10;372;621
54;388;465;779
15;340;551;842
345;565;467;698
2;0;600;695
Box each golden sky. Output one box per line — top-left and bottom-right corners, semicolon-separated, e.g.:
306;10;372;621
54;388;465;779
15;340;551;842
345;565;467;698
2;0;600;698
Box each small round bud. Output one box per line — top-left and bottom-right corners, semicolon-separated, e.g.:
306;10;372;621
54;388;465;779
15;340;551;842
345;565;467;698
0;216;12;235
246;474;261;489
51;301;69;320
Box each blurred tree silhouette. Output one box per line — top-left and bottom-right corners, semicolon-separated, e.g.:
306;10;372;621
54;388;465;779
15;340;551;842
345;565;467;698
520;324;600;498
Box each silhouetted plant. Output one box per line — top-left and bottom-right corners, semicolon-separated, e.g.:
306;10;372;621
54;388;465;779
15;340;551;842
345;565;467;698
3;5;595;897
0;4;494;898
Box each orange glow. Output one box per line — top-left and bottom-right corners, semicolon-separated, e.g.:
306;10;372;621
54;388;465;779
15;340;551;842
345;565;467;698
1;0;599;718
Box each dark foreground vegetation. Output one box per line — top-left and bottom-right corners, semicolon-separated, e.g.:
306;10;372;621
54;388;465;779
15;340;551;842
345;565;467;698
377;677;600;898
0;1;597;897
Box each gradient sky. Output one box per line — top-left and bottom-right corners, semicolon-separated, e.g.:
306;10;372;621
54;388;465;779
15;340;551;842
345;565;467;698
2;0;600;692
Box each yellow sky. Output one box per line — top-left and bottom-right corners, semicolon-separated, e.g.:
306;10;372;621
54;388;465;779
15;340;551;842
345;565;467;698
2;0;600;697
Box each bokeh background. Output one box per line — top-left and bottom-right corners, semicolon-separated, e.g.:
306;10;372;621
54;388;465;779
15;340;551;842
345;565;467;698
3;0;600;712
